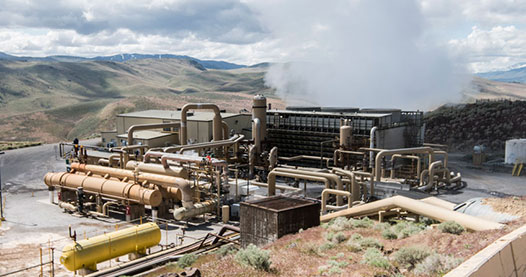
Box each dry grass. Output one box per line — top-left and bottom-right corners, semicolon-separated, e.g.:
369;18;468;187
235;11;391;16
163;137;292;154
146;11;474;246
149;197;526;276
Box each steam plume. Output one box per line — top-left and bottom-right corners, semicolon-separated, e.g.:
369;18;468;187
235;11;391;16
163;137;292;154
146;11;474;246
252;0;467;110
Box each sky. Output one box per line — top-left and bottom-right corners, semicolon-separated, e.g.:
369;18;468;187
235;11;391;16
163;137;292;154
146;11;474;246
0;0;525;73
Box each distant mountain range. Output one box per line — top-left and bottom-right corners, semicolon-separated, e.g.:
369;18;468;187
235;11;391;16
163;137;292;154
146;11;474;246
477;64;526;84
0;52;270;70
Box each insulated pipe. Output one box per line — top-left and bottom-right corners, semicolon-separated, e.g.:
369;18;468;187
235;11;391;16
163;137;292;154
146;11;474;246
273;168;345;205
180;103;222;145
161;134;242;154
127;122;181;146
250;180;303;193
156;152;227;168
333;150;365;167
433;150;448;168
71;163;193;206
173;199;219;221
126;161;188;179
369;126;378;168
375;147;434;182
267;170;331;196
252;95;267;142
178;134;244;154
420;197;456;210
321;189;352;214
44;172;162;207
418;160;443;190
331;168;360;202
390;154;421;179
252;118;261;152
269;147;278;170
222;121;229;140
248;145;256;178
320;195;504;231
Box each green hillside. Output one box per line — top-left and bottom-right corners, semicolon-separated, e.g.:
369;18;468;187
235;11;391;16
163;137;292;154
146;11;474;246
0;59;276;142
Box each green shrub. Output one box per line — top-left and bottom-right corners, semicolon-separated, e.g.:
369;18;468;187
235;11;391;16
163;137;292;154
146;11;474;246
350;217;374;228
319;242;336;252
235;244;272;271
393;246;430;268
177;253;197;268
328;217;351;231
392;221;424;238
215;244;238;257
332;232;347;244
359;237;383;249
414;253;463;275
438;221;465;235
350;233;363;241
346;241;362;252
373;222;391;231
382;228;398;240
361;248;391;269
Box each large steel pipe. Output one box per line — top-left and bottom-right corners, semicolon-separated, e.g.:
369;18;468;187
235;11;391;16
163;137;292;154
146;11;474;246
252;95;267;142
173;199;219;221
71;163;193;206
126;161;188;179
44;172;162;207
60;223;160;271
163;134;243;153
267;170;331;196
390;154;421;179
322;189;352;214
180;103;222;145
126;122;181;146
375;147;435;182
273;168;345;205
320;195;504;231
252;118;261;152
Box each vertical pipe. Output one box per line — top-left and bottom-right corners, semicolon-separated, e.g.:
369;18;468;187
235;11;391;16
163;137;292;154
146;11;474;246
40;248;43;277
369;126;378;168
252;95;267;142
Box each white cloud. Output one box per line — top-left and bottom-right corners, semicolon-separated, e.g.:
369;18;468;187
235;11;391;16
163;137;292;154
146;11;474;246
449;26;526;72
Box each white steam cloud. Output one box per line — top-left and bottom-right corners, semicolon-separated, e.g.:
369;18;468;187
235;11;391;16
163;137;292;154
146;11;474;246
251;0;468;110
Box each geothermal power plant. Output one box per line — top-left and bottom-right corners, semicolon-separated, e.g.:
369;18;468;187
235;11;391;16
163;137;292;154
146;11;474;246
2;95;526;276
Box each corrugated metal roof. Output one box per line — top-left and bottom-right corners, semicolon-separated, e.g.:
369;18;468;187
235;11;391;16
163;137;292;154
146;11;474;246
117;110;244;121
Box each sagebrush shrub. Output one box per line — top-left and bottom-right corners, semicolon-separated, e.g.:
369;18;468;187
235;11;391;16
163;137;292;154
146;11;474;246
177;253;197;268
438;221;465;235
235;244;272;271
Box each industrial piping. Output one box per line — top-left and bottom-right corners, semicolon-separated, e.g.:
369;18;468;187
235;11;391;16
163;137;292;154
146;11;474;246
71;163;193;206
321;189;352;214
252;118;261;152
126;161;188;179
369;126;378;168
44;172;162;207
267;170;331;196
320;195;504;231
273;168;345;205
127;122;181;146
162;134;243;154
180;103;222;145
375;147;434;182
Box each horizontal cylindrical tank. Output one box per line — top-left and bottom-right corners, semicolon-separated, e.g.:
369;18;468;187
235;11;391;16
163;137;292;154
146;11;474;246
505;139;526;164
44;172;162;207
126;161;189;179
60;222;161;271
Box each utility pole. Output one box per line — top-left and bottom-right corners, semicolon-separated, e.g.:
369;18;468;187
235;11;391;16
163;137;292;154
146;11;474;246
0;151;5;221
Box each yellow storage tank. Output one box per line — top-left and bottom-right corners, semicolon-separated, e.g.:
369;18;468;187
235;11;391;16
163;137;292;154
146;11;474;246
60;222;161;271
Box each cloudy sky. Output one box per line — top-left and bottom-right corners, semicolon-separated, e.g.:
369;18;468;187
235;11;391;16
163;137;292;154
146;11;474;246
0;0;525;73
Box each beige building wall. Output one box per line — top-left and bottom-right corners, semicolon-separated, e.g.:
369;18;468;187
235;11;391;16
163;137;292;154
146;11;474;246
224;115;252;138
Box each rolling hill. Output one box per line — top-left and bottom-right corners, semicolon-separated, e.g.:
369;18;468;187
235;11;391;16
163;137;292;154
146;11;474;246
476;65;526;83
0;58;281;143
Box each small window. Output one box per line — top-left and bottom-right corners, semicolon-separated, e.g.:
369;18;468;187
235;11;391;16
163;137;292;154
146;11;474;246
102;138;106;143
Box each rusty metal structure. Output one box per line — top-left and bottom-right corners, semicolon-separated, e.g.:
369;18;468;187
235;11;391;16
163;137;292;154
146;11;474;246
240;196;320;247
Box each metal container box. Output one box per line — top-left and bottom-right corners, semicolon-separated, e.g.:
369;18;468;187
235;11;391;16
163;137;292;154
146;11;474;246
240;196;320;247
